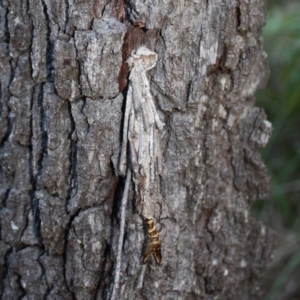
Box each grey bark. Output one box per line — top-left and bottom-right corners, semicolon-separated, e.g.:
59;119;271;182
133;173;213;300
0;0;276;299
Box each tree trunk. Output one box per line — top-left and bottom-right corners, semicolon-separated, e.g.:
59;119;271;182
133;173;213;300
0;0;276;299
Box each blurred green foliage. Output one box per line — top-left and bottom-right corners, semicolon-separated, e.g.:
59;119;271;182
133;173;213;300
252;1;300;299
254;1;300;231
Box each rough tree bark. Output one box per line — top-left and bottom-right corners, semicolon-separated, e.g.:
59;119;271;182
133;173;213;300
0;0;276;299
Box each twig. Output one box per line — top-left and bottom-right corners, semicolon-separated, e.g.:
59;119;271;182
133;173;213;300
136;264;147;290
111;169;132;300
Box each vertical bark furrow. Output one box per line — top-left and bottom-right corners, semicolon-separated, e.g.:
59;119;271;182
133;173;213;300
66;100;78;212
0;242;11;297
41;0;55;82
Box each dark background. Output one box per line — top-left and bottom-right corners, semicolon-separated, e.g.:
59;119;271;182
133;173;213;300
252;0;300;299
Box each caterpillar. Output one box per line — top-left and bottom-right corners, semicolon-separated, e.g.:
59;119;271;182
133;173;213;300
142;217;162;266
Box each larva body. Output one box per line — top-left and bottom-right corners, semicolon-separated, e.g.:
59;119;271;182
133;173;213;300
143;217;162;266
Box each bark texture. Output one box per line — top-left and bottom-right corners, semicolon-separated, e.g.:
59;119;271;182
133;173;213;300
0;0;276;299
